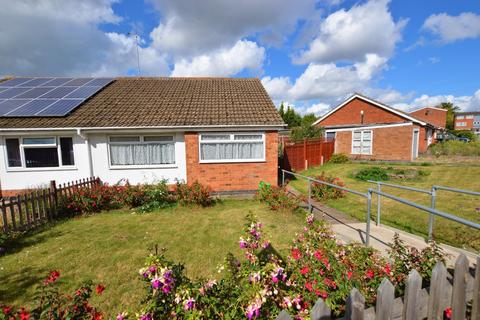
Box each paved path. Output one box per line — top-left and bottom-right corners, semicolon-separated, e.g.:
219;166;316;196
286;186;478;266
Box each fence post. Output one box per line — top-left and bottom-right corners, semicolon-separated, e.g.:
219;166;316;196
308;179;312;213
376;183;381;226
303;139;307;170
50;180;58;210
365;190;372;246
452;254;468;320
428;187;436;241
282;170;285;187
1;198;8;233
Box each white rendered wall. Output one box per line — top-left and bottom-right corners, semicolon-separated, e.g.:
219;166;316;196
0;133;91;191
0;131;187;192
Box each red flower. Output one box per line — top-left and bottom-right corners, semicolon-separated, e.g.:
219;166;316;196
300;267;309;275
2;306;12;315
445;307;452;319
305;281;313;292
44;270;60;285
313;250;323;260
315;290;328;299
384;263;391;274
93;312;103;320
291;248;302;260
19;308;30;320
365;269;374;279
347;271;353;280
324;278;337;289
96;284;105;295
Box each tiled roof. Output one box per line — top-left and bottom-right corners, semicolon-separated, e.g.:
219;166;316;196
0;77;285;129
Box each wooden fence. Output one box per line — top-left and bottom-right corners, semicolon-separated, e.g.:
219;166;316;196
276;254;479;320
281;138;335;171
1;177;100;234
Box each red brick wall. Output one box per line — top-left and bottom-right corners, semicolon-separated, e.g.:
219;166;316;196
185;131;278;192
410;108;447;128
454;118;474;130
333;125;414;161
318;97;407;126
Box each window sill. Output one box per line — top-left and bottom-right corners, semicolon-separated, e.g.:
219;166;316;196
108;164;178;170
199;159;266;164
6;166;78;173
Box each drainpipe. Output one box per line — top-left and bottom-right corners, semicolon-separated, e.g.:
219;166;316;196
77;128;94;177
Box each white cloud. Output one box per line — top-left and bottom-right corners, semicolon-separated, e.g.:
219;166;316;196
305;102;330;115
408;90;480;112
171;40;265;76
149;0;316;56
294;0;406;64
423;12;480;43
261;76;292;100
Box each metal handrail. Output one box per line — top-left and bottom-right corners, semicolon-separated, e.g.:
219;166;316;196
433;185;480;197
281;169;372;245
367;180;431;195
368;188;480;230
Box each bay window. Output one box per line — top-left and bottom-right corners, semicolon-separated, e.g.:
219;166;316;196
5;137;75;169
199;133;265;162
352;130;372;155
109;135;175;166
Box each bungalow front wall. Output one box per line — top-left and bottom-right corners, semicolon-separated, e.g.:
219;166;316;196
0;129;278;196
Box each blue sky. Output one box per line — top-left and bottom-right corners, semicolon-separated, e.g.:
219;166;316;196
0;0;479;113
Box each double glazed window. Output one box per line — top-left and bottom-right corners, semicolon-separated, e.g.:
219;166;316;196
199;133;265;162
109;135;175;166
5;137;75;168
352;130;372;155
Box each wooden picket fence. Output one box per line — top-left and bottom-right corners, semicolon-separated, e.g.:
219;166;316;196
281;138;335;171
276;254;480;320
0;177;100;234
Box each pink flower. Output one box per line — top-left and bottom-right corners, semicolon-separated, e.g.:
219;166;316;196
291;248;301;260
347;271;353;280
445;307;452;319
245;300;262;319
313;250;323;260
300;267;309;275
365;269;374;279
384;263;391;275
184;298;195;310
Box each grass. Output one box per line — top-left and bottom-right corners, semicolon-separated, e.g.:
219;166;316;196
0;199;306;315
288;161;480;251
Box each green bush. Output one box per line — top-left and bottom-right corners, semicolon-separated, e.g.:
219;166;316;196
428;140;480;157
328;153;349;164
175;181;215;207
311;172;346;200
256;181;300;211
139;180;176;212
354;166;389;181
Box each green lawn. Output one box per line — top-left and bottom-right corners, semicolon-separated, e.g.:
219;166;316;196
288;162;480;251
0;199;306;315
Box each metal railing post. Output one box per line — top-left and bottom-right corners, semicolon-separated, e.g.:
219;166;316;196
308;179;312;213
366;190;372;246
282;169;285;187
428;187;436;241
376;183;381;226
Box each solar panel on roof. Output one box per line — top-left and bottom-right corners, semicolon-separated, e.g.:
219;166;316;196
40;86;77;99
21;78;54;86
41;78;73;87
15;87;54;99
65;86;102;99
36;99;83;116
0;77;114;117
6;99;53;116
0;87;32;99
63;78;93;86
0;78;34;87
0;99;30;115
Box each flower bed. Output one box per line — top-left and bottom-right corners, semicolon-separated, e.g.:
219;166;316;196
1;213;446;319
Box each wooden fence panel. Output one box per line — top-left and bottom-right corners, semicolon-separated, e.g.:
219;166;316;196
281;138;335;171
0;177;100;234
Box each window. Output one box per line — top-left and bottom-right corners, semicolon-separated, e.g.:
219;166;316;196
456;122;467;127
5;137;74;169
109;135;175;166
352;130;372;155
466;115;474;119
325;132;336;141
456;116;464;119
199;133;265;162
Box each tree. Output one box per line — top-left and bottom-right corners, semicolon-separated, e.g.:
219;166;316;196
290;113;324;141
438;102;460;131
279;103;302;128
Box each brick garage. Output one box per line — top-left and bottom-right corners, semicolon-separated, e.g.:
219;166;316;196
185;131;278;192
315;94;443;161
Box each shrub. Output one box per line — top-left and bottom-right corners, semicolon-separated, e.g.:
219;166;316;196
139;180;176;213
256;181;300;211
354;166;389;181
0;270;104;319
311;172;346;201
328;153;349;164
175;181;215;207
59;184;126;215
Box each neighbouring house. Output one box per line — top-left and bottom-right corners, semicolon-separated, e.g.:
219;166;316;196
454;111;480;137
312;93;445;161
0;77;285;196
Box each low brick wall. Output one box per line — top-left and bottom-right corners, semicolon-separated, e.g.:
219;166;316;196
185;131;278;191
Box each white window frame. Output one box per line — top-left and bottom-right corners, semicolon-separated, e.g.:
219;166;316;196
199;132;266;163
456;116;465;119
351;130;373;155
466;115;474;119
107;134;177;169
456;122;467;127
3;136;76;172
